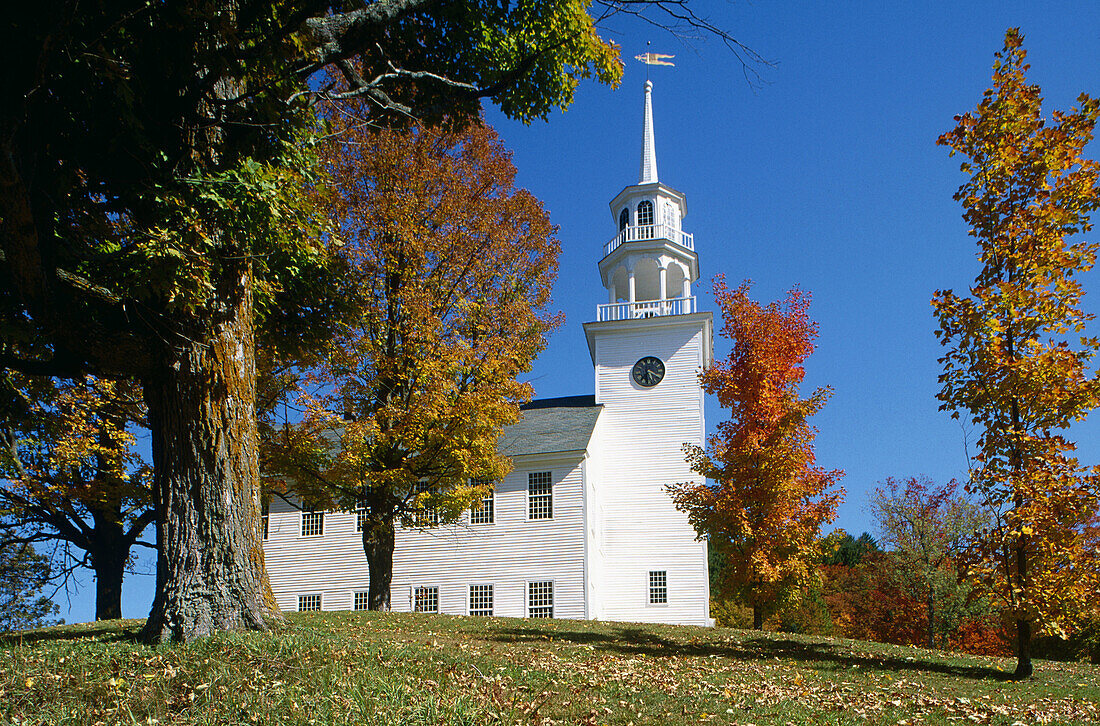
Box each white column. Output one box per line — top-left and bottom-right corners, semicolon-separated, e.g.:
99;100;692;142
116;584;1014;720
658;264;668;314
609;284;616;304
627;269;636;304
682;276;691;311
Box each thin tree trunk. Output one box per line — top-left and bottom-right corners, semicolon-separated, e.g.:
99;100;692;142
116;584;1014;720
363;517;395;610
926;584;935;650
753;604;763;630
139;269;281;642
1014;537;1033;678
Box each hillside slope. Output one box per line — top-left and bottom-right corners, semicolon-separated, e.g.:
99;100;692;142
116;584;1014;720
2;612;1098;725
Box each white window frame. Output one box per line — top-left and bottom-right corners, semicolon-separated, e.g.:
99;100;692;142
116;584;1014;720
298;593;322;612
636;199;654;227
261;500;269;540
413;585;439;613
300;505;324;537
527;580;554;619
354;501;367;533
468;584;494;617
527;471;553;520
470;484;494;525
648;570;668;606
352;591;369;611
412;482;440;527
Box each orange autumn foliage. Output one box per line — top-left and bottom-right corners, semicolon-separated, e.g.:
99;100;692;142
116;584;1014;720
671;278;843;627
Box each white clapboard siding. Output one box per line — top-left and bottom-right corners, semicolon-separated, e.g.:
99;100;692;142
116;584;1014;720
263;452;587;619
587;313;712;626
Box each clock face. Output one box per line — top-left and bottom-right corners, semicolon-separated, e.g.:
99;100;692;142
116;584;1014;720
631;356;666;388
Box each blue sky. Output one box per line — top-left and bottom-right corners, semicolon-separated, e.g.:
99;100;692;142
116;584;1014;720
54;2;1100;622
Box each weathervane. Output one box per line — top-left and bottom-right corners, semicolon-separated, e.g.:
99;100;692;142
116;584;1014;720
634;41;675;81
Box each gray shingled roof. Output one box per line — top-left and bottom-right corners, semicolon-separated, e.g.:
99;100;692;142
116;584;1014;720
498;396;602;457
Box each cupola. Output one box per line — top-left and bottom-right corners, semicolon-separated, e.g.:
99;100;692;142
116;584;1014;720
597;80;700;321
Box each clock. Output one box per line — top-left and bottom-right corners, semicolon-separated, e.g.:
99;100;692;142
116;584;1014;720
631;356;666;388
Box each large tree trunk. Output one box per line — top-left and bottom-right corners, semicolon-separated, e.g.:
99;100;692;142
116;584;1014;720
139;271;281;642
363;517;395;610
89;513;127;620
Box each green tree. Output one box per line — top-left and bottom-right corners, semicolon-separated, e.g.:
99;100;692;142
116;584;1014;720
0;1;624;642
934;28;1100;677
0;375;153;620
869;477;985;649
265;114;560;610
0;536;60;633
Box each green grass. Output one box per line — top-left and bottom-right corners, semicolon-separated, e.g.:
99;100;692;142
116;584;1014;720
1;612;1098;725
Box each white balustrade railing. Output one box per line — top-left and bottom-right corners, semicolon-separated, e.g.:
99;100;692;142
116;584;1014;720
604;224;694;256
596;296;696;322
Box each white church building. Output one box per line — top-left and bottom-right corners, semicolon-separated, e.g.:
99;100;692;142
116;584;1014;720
263;80;715;626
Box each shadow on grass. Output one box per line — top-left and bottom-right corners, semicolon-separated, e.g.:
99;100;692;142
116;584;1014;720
486;626;1013;682
0;621;141;646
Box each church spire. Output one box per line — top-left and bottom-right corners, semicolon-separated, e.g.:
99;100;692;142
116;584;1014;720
638;80;658;184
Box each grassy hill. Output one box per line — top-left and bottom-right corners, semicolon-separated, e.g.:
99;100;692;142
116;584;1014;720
2;612;1098;725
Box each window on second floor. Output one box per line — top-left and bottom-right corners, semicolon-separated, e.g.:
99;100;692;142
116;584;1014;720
301;505;324;537
354;501;367;533
528;471;552;520
470;478;494;524
636;199;654;226
412;481;439;527
619;207;629;231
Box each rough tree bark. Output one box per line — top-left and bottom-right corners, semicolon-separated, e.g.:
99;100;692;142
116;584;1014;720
363;517;395;611
139;268;280;642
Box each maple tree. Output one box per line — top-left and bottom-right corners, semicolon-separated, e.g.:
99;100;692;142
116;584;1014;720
869;477;985;649
934;28;1100;677
0;375;154;620
0;1;627;641
264;113;561;610
671;277;843;629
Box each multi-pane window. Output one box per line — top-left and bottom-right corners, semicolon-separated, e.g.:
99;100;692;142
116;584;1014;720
354;502;367;533
636;199;654;226
261;500;269;540
298;594;321;612
528;472;552;520
619;207;629;231
469;584;494;617
649;570;668;605
470;480;494;525
414;586;439;613
301;505;324;537
412;482;439;527
528;581;554;618
353;591;369;611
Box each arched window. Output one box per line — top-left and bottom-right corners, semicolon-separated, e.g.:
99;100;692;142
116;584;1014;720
619;207;629;231
637;199;654;227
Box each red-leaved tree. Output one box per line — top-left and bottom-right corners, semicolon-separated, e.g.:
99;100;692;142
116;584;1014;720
671;277;843;629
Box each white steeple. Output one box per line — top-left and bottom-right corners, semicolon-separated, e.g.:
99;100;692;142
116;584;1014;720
594;79;700;328
639;80;658;184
